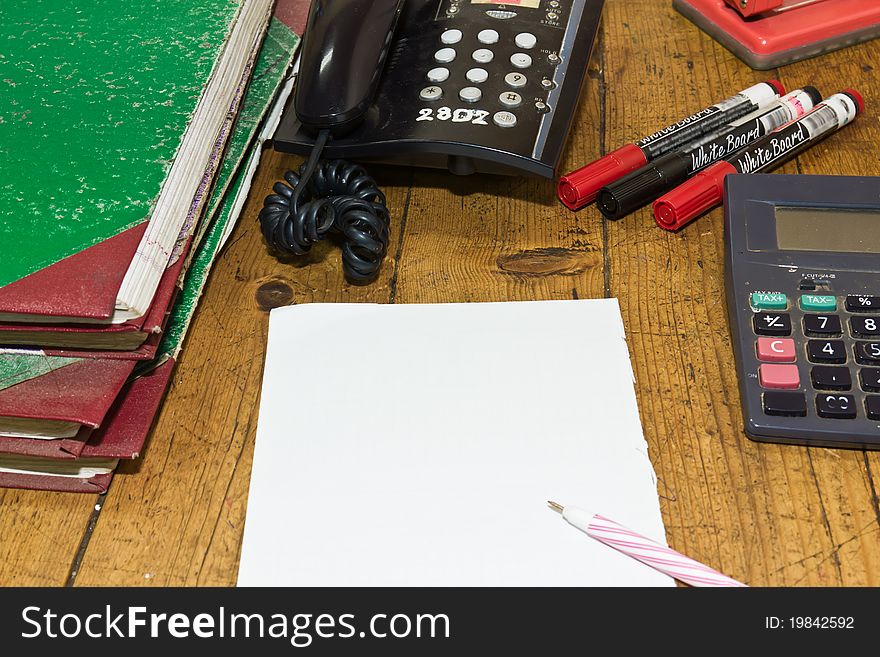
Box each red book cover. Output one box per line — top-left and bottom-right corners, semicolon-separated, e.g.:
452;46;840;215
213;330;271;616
0;359;174;492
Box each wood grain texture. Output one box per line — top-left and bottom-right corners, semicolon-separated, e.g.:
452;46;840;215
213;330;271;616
0;489;93;585
602;1;880;586
2;0;879;587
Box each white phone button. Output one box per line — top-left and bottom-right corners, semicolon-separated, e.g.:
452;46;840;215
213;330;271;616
499;91;522;108
514;32;537;49
472;48;494;64
466;68;489;84
504;72;527;88
459;86;482;103
510;52;532;69
434;48;456;63
419;86;443;101
427;67;450;83
441;29;462;45
477;29;499;44
492;111;517;128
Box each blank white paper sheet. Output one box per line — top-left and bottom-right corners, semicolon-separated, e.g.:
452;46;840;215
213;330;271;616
238;300;673;586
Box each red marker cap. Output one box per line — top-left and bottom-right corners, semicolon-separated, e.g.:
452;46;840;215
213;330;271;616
557;144;647;210
767;79;785;96
653;161;737;231
842;88;865;114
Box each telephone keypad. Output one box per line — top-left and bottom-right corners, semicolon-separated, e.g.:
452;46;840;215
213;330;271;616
427;67;450;83
472;48;494;63
441;29;463;45
514;32;537;49
466;68;489;84
499;92;522;108
492;111;517;128
420;17;557;129
459;87;482;103
419;87;443;102
510;53;532;69
434;47;456;63
477;29;499;44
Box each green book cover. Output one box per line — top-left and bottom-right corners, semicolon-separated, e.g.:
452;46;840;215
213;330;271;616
0;0;244;301
0;13;299;395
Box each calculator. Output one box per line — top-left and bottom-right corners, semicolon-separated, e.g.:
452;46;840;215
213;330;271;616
724;174;880;449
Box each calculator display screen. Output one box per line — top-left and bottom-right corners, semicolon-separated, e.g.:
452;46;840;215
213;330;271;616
775;207;880;254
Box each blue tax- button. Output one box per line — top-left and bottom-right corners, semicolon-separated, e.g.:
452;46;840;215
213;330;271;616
751;292;788;310
800;295;837;312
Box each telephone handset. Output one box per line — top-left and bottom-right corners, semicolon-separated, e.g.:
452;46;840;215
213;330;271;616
277;0;605;177
294;0;405;136
260;1;603;284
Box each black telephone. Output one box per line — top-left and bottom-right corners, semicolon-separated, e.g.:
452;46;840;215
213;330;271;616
260;0;603;284
277;0;604;177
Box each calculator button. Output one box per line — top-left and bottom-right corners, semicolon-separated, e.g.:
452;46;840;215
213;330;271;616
492;111;517;128
499;91;522;108
515;32;537;49
763;391;807;417
867;396;880;420
504;72;528;88
477;29;499;44
855;342;880;365
434;48;457;63
472;48;494;64
846;295;880;313
441;29;463;45
510;53;532;69
751;292;788;310
851;316;880;337
807;339;847;364
419;86;443;101
756;337;796;363
466;68;489;84
800;294;836;312
861;368;880;392
427;67;450;83
803;314;842;336
816;394;857;419
759;364;800;390
810;366;852;391
459;86;482;103
753;313;791;336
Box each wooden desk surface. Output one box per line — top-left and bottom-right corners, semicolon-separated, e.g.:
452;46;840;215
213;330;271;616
2;1;879;587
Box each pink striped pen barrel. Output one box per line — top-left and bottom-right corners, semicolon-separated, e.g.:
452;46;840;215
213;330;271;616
548;501;747;587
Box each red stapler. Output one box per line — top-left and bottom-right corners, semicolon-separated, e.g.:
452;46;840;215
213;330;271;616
674;0;880;69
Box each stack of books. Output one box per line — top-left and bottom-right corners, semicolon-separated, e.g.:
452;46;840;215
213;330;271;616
0;0;309;492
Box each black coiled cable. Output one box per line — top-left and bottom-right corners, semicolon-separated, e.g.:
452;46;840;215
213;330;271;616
259;129;391;284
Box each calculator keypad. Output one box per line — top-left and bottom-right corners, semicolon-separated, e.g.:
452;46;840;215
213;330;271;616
816;394;857;419
803;314;842;336
750;290;880;423
811;366;852;391
807;339;846;363
753;312;791;336
763;391;807;417
851;316;880;337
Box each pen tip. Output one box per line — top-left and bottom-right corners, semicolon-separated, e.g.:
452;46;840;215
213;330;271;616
547;500;564;514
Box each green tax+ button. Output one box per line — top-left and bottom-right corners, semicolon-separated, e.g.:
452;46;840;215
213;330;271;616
751;292;788;310
800;295;837;311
